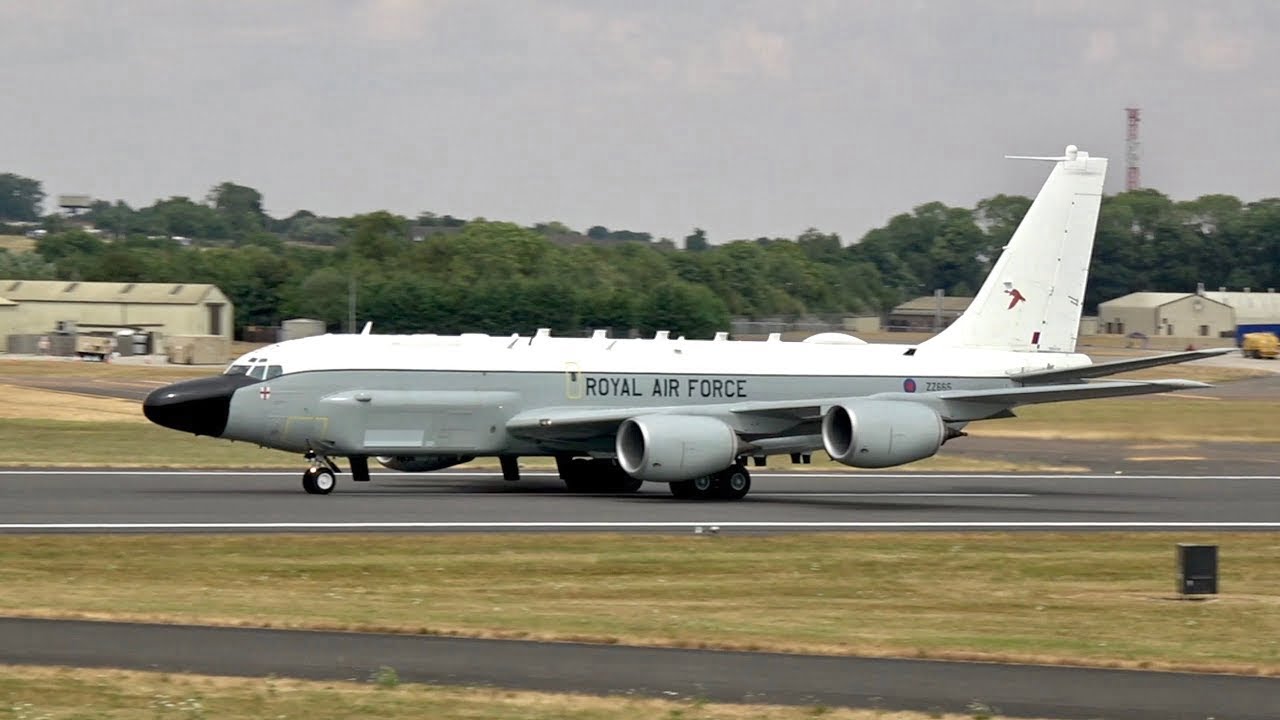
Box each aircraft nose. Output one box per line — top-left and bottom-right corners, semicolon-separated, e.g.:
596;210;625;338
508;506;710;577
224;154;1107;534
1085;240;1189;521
143;375;258;436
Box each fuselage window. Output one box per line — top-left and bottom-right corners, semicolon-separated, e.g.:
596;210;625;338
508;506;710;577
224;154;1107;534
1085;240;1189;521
265;365;284;380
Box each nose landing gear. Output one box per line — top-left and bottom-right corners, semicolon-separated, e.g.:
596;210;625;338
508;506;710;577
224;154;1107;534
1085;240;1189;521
302;451;339;495
300;452;372;494
302;466;336;494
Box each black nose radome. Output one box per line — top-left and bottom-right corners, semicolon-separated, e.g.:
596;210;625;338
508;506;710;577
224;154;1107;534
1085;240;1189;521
143;375;258;436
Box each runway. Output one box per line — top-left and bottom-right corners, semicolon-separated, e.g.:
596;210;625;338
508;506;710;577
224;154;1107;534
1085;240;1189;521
1;468;1279;532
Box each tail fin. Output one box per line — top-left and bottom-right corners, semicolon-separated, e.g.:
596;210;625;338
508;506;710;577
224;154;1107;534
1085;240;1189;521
922;145;1107;353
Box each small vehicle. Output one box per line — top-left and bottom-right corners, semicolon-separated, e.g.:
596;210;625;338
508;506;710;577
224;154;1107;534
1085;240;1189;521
1241;332;1279;359
75;335;114;361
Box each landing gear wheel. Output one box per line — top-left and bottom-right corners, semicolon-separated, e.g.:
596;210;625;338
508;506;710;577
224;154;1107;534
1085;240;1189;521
714;465;751;500
302;466;336;495
670;475;716;499
690;475;714;497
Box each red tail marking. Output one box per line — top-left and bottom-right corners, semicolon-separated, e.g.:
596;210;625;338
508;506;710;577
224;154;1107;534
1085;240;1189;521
1005;288;1027;309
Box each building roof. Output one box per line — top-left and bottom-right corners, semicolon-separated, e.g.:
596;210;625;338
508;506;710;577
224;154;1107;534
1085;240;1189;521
1097;292;1190;309
1202;291;1280;323
0;280;223;305
1100;289;1280;324
890;295;973;315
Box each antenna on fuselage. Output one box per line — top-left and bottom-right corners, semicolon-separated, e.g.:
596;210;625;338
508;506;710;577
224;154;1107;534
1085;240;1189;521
360;322;373;336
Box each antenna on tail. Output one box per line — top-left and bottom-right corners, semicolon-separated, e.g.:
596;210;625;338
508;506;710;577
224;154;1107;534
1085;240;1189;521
1005;145;1083;162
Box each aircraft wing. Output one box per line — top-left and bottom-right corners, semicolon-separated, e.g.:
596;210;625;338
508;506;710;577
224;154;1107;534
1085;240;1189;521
506;400;818;441
506;379;1210;441
1010;348;1234;384
506;406;662;440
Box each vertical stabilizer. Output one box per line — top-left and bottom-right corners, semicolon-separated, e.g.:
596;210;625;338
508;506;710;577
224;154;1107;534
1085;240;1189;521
921;145;1107;353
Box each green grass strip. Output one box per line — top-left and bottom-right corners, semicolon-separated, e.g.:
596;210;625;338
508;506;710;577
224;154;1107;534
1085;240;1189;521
2;533;1277;675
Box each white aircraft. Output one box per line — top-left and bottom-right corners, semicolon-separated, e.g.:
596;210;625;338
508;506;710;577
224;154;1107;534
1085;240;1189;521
144;145;1228;498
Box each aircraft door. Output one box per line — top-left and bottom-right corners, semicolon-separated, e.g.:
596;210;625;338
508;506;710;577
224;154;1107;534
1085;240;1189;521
564;362;584;400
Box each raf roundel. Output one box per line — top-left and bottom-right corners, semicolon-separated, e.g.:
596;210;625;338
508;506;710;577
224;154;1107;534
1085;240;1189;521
903;378;917;393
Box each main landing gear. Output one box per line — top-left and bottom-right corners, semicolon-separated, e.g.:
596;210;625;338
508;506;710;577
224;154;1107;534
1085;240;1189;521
669;463;751;501
300;452;370;495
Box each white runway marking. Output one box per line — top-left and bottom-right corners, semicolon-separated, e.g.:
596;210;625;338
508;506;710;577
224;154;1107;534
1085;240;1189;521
3;522;1280;530
1;470;1278;480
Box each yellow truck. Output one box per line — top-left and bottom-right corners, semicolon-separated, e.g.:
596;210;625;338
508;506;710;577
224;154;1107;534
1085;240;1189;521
1241;332;1279;359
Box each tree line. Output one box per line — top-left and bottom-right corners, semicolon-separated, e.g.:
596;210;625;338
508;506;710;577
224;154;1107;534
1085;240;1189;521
1;171;1278;338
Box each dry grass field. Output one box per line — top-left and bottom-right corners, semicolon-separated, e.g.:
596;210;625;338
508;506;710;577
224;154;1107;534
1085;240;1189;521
968;396;1280;442
0;384;147;423
0;234;36;253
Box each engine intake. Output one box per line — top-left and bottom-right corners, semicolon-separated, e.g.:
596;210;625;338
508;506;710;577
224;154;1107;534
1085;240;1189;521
375;455;474;473
822;400;944;468
616;414;740;482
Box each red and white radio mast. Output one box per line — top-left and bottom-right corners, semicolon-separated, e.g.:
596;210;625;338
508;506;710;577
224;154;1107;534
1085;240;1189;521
1125;107;1141;191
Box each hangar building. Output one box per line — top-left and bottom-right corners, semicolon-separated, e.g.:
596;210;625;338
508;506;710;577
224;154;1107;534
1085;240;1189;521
1097;288;1279;338
886;295;972;332
0;279;234;344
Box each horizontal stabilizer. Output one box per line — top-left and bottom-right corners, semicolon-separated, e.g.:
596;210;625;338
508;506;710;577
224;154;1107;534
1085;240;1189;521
1011;348;1235;384
932;379;1208;412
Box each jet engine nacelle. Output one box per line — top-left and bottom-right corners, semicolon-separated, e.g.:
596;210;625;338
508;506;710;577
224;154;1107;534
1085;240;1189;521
821;400;944;468
616;414;740;482
375;455;474;473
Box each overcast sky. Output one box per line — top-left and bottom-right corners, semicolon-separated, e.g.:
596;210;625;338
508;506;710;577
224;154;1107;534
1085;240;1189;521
3;1;1278;243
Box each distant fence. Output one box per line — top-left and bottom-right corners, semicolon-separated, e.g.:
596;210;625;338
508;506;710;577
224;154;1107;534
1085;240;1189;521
730;316;881;336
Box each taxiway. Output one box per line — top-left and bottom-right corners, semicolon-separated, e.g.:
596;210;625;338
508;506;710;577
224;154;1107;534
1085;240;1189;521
2;617;1277;720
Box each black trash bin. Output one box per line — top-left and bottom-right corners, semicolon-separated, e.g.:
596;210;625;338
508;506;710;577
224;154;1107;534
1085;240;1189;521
1177;544;1218;596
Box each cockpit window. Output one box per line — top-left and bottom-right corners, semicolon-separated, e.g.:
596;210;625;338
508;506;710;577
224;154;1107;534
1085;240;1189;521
227;358;282;380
